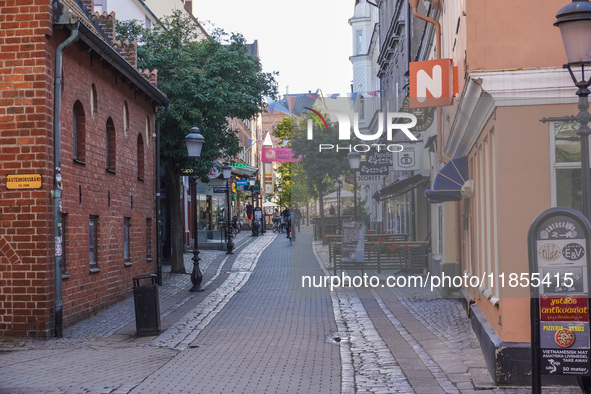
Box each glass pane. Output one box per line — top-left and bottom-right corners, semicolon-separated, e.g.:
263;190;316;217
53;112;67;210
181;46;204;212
554;122;581;163
556;168;582;211
89;219;95;264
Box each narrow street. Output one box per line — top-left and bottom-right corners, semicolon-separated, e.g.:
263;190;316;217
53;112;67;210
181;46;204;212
0;228;581;393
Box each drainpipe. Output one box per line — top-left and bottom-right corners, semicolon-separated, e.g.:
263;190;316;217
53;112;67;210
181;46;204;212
53;22;80;338
155;104;170;286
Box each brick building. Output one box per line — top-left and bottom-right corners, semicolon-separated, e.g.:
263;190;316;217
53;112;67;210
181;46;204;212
0;0;169;337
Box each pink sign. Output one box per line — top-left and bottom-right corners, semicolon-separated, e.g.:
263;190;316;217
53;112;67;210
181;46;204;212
261;148;301;162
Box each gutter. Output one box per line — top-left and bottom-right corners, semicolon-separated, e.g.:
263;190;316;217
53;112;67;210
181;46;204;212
53;21;80;338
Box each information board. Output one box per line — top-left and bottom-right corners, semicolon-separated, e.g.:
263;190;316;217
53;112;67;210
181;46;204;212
528;208;591;392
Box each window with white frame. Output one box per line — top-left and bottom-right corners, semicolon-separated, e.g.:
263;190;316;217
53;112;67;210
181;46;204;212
551;122;582;210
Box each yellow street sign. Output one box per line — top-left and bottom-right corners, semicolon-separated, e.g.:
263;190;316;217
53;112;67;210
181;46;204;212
6;174;42;190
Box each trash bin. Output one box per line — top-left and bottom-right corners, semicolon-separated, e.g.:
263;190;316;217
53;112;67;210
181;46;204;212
133;273;161;336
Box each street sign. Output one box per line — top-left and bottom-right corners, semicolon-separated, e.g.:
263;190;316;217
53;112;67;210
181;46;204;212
6;174;42;190
235;180;248;186
528;208;591;393
212;187;228;193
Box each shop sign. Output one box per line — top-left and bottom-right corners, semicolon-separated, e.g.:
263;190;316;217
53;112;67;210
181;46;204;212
341;221;366;268
528;208;591;392
357;174;384;186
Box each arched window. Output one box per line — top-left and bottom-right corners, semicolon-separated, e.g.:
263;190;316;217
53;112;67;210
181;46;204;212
137;133;145;180
73;101;85;162
123;100;130;136
145;115;151;147
90;84;98;117
106;117;116;172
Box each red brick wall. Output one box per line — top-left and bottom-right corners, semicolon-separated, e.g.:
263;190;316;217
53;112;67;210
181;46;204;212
0;2;159;337
0;0;55;338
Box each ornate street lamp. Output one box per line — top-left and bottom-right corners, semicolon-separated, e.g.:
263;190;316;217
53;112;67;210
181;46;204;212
223;164;234;254
555;0;591;219
347;152;361;221
184;126;205;292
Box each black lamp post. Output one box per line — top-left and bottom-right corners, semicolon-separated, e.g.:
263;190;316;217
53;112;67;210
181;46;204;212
555;0;591;220
335;176;342;233
184;126;205;292
223;165;234;254
249;176;257;235
347;152;361;221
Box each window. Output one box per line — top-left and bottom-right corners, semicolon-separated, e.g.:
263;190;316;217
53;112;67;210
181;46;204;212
89;216;98;269
145;16;152;29
106;117;116;172
356;30;363;55
551;122;582;210
124;217;131;264
145;115;151;147
123;101;130;137
73;101;85;162
90;84;98;117
146;218;153;260
137;133;145;180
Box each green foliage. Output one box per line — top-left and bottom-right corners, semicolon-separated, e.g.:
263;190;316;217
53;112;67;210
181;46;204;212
121;11;278;180
291;114;354;200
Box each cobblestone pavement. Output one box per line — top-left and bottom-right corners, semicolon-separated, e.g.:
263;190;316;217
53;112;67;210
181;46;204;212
0;227;585;393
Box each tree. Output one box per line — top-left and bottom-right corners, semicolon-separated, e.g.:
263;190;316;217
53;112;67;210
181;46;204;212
120;13;277;272
291;114;354;234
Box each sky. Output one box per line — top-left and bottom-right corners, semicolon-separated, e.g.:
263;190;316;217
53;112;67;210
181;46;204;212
195;0;354;97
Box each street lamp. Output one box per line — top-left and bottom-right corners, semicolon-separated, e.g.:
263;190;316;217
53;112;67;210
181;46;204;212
555;0;591;219
248;176;257;235
222;164;234;254
347;152;361;221
184;126;205;292
335;176;342;233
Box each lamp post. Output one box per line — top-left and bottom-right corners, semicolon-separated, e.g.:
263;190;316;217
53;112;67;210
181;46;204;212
555;0;591;220
335;176;342;233
347;152;361;221
249;176;257;235
184;126;205;292
223;165;234;254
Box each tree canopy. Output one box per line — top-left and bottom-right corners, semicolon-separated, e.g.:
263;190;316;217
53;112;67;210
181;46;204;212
117;13;277;272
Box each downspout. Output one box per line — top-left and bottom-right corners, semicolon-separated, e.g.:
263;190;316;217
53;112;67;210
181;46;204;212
155;104;170;286
53;22;80;338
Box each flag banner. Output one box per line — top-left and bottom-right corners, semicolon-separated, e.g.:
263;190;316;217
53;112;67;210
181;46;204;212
262;147;301;162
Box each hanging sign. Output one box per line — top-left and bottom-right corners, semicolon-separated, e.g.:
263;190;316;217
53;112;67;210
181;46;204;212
528;207;591;393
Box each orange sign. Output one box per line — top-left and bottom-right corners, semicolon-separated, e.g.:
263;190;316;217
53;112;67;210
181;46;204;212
409;59;457;108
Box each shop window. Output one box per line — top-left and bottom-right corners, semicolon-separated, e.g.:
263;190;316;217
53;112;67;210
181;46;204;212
73;101;85;163
106;117;116;172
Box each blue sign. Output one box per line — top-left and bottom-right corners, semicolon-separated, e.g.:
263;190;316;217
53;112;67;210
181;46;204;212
235;180;248;186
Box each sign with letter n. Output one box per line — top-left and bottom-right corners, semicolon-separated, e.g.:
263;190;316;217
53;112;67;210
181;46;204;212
409;59;457;108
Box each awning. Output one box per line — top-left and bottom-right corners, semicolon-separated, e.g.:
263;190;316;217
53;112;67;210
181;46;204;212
376;174;429;201
425;156;468;203
231;164;258;177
